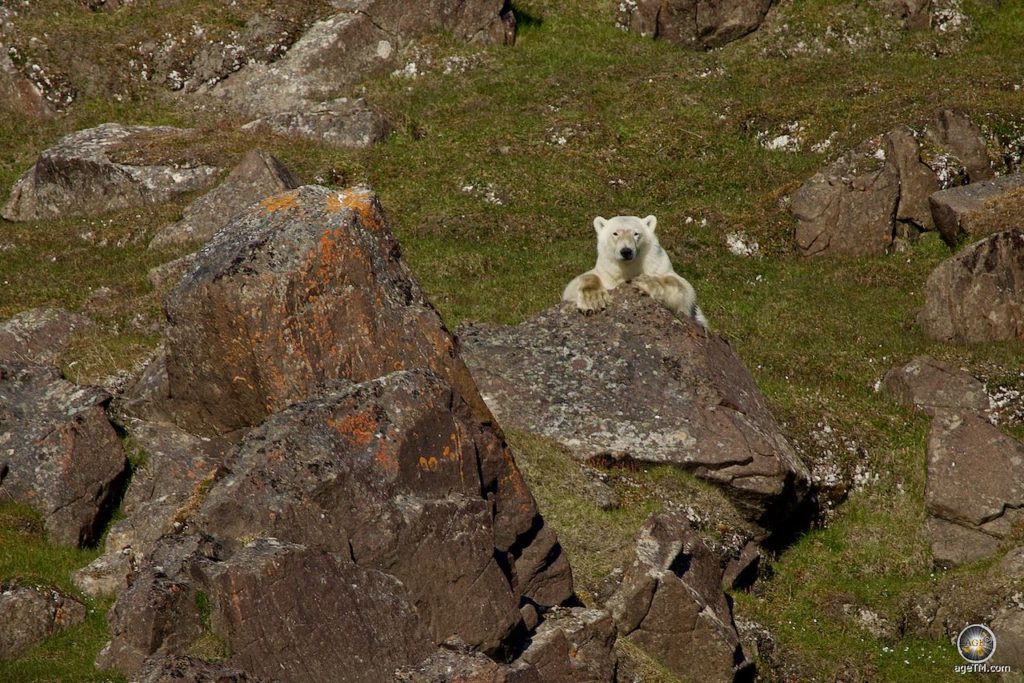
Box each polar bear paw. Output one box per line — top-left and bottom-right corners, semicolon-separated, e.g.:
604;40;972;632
576;275;609;314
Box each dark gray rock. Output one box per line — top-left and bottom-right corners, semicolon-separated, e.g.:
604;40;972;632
0;362;126;546
882;356;989;416
458;290;810;529
605;514;752;682
885;125;940;232
208;2;513;117
76;420;230;598
162;185;491;437
924;109;995;183
792;137;901;256
918;230;1024;343
2;123;219;222
149;149;300;250
925;412;1024;567
617;0;773;50
0;585;86;661
240;98;390;149
928;174;1024;246
0;307;94;365
132;655;268;683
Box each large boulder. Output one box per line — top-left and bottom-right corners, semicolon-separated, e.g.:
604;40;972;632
792;137;900;256
881;355;989;417
161;185;491;437
606;514;752;682
2;124;220;222
617;0;773;50
149;149;300;250
240;97;391;149
0;362;126;546
924;412;1024;567
928;174;1024;246
918;229;1024;343
207;2;514;118
0;307;93;365
458;289;810;529
0;585;86;661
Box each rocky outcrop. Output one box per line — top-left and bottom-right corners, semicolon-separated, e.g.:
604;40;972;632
516;607;618;682
0;46;53;118
2;124;219;222
240;98;391;149
149;149;300;250
929;174;1024;246
918;230;1024;342
882;355;989;416
0;307;93;365
792;137;900;256
133;655;267;683
0;362;126;546
606;514;752;682
924;412;1024;567
161;185;491;437
0;585;86;661
207;1;514;118
458;289;810;529
924;109;995;183
617;0;774;50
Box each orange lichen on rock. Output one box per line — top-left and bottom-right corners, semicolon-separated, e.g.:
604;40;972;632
325;188;382;229
418;456;440;471
328;410;377;447
259;191;300;213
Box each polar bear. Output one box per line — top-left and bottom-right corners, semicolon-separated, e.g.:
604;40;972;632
562;215;708;327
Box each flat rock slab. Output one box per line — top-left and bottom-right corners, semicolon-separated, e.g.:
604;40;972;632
925;412;1024;566
162;184;490;437
149;149;300;250
240;98;390;149
919;229;1024;343
0;585;86;661
2;123;219;222
0;362;126;546
617;0;773;50
458;290;810;528
882;355;989;416
0;307;93;365
929;174;1024;246
606;513;751;683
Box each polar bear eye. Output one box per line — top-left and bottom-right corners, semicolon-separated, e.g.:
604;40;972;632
633;231;640;238
612;231;619;237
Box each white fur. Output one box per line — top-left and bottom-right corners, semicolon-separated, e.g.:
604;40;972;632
562;215;708;327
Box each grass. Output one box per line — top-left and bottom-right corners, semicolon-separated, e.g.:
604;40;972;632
1;0;1023;680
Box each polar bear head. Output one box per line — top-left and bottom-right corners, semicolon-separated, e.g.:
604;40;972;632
594;215;657;263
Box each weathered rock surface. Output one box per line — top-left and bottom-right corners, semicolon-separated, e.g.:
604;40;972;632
0;307;93;365
792;137;900;256
918;229;1024;342
617;0;773;50
147;253;197;294
0;362;126;546
882;0;933;30
0;585;86;661
0;46;53;118
882;355;989;416
458;290;810;528
162;185;491;437
397;640;524;682
924;109;995;183
606;514;751;682
516;607;618;682
886;125;940;232
133;655;267;683
208;2;513;117
929;174;1024;246
75;420;230;597
2;123;219;222
924;412;1024;567
991;605;1024;670
240;97;390;149
149;149;300;250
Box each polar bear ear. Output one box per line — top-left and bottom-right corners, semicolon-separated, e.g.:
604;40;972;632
643;215;657;232
593;217;607;232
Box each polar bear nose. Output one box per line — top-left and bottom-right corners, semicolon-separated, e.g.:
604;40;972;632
620;247;634;260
